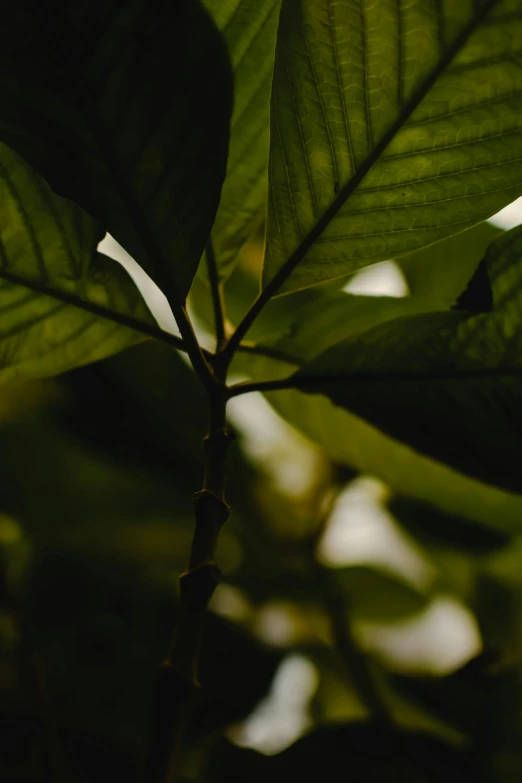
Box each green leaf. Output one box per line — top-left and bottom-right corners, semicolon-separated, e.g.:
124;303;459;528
0;0;233;302
398;220;502;309
230;219;501;367
0;142;154;384
335;565;428;621
391;655;522;783
202;0;281;278
241;355;522;535
263;0;522;294
292;225;522;494
256;290;437;366
230;559;427;621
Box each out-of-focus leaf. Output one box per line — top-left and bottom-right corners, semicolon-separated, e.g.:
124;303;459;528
60;342;208;482
192;612;282;741
336;565;428;622
206;722;484;782
57;342;288;582
264;0;522;294
202;0;281;278
0;0;232;302
390;653;496;738
392;653;522;783
390;498;511;555
14;547;281;781
230;559;427;622
292;226;522;493
0;143;153;384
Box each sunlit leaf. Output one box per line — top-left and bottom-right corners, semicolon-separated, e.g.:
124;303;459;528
0;0;232;301
264;0;522;293
292;226;522;493
0;143;153;384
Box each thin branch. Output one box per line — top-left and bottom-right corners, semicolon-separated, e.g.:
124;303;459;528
174;303;217;392
205;239;227;351
227;364;522;398
219;0;497;364
227;375;298;397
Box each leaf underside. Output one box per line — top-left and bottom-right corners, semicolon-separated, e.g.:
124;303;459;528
264;0;522;294
202;0;281;279
0;142;153;384
295;226;522;494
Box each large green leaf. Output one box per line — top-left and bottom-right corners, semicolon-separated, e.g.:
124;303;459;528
263;0;522;294
0;142;154;384
291;226;522;493
0;0;232;302
202;0;281;278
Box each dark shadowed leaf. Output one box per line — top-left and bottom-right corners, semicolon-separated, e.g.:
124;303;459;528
390;498;510;554
206;722;484;782
0;0;232;302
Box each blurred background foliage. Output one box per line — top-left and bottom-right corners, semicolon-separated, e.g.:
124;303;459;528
2;203;522;781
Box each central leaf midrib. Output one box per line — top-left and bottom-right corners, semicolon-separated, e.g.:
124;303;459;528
0;267;180;351
265;0;499;295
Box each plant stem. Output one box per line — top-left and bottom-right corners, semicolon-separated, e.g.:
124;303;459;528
227;376;297;397
144;386;233;783
173;304;217;392
205;240;227;352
